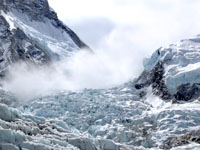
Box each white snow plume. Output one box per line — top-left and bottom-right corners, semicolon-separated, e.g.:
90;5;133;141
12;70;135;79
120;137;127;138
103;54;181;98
2;44;145;100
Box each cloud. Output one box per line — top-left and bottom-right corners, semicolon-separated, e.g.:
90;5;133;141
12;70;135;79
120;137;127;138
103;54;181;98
49;0;200;49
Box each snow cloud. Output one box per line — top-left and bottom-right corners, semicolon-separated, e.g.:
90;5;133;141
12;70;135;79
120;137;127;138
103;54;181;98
3;47;144;100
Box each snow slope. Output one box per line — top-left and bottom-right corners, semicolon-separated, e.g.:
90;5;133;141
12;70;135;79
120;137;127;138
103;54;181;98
1;10;79;59
0;0;89;76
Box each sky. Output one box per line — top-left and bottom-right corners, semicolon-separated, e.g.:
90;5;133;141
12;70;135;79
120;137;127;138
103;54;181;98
49;0;200;51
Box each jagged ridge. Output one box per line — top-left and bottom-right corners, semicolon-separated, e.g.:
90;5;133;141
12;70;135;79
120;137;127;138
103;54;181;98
135;36;200;102
0;0;89;76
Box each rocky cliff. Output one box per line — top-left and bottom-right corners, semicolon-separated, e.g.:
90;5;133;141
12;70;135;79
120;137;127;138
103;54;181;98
0;0;88;76
135;36;200;102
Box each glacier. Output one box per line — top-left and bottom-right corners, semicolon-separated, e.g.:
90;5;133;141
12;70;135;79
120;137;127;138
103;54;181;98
1;0;200;150
1;73;200;149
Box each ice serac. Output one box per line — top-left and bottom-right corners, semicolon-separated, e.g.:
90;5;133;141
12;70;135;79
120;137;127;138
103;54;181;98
0;0;88;76
135;35;200;101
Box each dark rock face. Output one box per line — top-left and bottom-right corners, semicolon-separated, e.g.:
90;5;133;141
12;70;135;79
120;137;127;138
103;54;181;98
2;0;50;21
150;61;172;100
0;15;50;70
11;28;50;63
175;83;200;101
0;0;90;76
1;0;88;49
135;61;172;101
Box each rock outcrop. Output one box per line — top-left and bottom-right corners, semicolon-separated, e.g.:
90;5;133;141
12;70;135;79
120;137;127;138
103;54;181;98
135;36;200;102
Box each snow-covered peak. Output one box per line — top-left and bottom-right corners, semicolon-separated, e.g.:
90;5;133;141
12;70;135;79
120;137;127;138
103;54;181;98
0;0;89;76
1;0;88;47
144;36;200;71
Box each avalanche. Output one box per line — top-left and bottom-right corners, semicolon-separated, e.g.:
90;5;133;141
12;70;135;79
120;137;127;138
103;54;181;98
1;0;200;150
2;33;200;149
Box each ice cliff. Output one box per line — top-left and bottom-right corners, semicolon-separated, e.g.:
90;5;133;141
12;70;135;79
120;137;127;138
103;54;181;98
135;35;200;102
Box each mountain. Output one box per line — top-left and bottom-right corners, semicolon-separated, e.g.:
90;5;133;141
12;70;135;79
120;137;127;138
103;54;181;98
1;0;200;150
135;35;200;102
0;0;88;76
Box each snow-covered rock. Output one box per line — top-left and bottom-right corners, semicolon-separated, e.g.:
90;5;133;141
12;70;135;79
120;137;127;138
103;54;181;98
136;35;200;101
0;0;89;76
